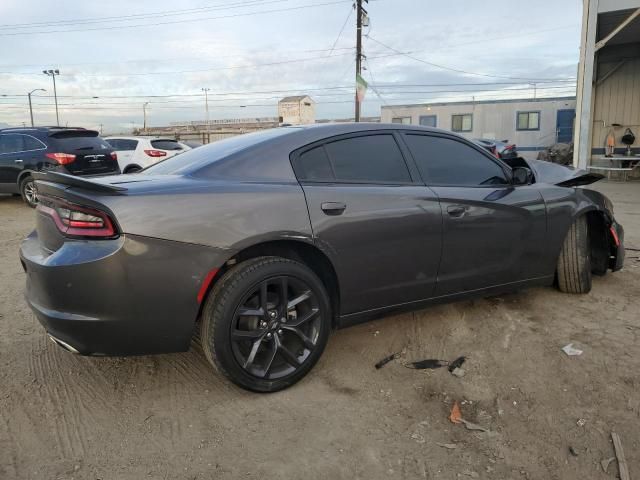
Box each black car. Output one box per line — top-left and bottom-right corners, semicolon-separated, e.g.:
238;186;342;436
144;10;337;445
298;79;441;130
20;124;624;392
0;127;120;207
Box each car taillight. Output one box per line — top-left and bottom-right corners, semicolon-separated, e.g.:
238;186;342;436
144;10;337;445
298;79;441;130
144;149;167;157
36;196;117;238
110;152;118;161
45;152;76;165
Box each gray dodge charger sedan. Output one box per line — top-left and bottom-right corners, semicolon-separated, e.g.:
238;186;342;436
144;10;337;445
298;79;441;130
20;123;624;392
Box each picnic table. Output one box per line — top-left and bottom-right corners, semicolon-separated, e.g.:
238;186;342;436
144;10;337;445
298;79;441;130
589;155;639;181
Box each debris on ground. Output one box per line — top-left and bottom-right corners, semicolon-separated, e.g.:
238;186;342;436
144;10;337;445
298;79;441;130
449;401;463;424
451;367;466;378
460;419;489;432
460;469;480;478
562;343;583;356
601;457;615;473
405;355;466;371
611;432;630;480
436;442;458;450
448;401;490;432
576;418;586;427
375;352;401;370
568;446;578;457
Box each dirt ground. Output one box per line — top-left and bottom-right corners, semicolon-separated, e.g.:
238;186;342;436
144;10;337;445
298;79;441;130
1;181;639;480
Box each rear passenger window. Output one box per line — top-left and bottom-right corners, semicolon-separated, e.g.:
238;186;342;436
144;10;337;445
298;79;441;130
325;134;410;183
296;146;334;181
404;134;509;186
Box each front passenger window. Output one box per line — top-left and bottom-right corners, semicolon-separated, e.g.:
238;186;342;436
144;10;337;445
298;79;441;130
404;134;509;186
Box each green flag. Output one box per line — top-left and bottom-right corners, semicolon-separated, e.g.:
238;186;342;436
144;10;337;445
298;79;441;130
356;73;368;102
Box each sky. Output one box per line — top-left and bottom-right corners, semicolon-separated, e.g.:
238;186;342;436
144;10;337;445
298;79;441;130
0;0;583;133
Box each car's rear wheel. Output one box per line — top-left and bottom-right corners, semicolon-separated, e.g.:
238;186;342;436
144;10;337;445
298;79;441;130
20;176;38;208
557;216;592;294
201;256;331;392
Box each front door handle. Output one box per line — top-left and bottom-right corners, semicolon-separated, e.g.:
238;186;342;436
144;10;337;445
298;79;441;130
321;202;347;215
446;205;467;217
14;159;23;163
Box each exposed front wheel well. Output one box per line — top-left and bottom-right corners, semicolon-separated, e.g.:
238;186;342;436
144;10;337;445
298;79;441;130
585;211;611;276
204;240;341;328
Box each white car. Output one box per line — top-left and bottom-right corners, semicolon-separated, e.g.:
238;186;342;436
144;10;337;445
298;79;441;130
105;136;191;173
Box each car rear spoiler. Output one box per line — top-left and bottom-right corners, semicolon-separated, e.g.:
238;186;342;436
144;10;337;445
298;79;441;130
33;171;127;194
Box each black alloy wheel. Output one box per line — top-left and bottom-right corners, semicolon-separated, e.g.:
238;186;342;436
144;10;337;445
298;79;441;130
201;257;331;392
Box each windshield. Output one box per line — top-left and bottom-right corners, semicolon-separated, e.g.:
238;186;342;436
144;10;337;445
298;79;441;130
142;128;294;175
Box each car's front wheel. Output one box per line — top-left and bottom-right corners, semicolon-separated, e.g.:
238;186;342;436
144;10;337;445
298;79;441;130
557;215;592;293
20;176;38;208
200;256;331;392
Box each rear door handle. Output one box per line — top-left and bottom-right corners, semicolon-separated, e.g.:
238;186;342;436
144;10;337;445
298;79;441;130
321;202;347;215
446;205;467;217
14;159;23;163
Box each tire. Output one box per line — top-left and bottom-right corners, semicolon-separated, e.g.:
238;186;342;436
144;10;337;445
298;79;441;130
201;256;331;392
19;176;38;208
124;166;142;174
557;216;592;294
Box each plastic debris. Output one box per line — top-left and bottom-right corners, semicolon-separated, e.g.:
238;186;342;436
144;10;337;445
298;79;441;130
576;418;586;427
449;401;462;424
451;367;466;378
600;457;615;473
569;446;578;457
405;355;466;371
448;356;466;372
562;343;583;356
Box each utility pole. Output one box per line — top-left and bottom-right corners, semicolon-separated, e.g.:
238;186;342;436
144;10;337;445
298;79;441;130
355;0;363;122
99;123;103;135
42;69;60;126
27;88;46;127
202;88;210;144
143;102;149;133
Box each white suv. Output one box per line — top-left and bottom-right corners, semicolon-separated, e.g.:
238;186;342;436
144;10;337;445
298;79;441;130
105;136;191;173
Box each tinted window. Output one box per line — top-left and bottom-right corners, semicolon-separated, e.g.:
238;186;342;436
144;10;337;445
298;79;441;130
151;139;182;150
296;146;333;181
0;134;24;154
404;134;508;186
52;136;112;152
143;128;293;175
108;139;138;151
324;134;410;183
23;135;45;150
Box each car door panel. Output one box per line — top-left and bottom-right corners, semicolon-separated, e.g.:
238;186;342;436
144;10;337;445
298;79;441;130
431;185;546;295
400;132;547;296
303;184;442;314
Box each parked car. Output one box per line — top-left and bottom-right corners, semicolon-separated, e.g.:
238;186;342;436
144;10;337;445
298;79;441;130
472;138;499;158
21;124;624;392
0;127;119;207
475;138;518;160
105;136;190;173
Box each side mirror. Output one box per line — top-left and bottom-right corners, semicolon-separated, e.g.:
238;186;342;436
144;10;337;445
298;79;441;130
512;167;533;185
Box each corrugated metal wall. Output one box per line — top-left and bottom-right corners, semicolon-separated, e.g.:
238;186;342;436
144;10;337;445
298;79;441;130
592;58;640;153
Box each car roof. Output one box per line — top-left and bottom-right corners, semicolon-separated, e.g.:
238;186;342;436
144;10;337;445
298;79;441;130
0;126;89;133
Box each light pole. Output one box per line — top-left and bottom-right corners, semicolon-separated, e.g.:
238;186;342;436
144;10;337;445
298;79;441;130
143;102;149;133
42;69;60;126
27;88;46;127
201;88;210;129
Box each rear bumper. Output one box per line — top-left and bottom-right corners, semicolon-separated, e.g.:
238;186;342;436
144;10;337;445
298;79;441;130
20;230;225;355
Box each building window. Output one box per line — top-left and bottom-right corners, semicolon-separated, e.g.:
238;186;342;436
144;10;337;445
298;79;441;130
516;111;540;131
451;114;472;132
419;115;437;127
392;117;411;124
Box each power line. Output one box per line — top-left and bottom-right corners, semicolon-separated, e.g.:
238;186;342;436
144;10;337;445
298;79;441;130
0;0;351;36
366;35;576;82
0;0;288;30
